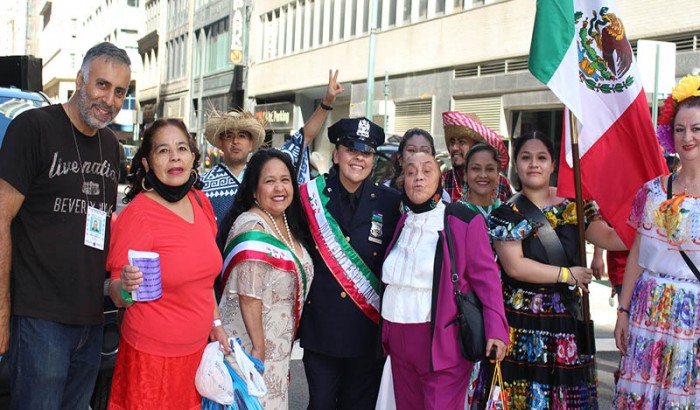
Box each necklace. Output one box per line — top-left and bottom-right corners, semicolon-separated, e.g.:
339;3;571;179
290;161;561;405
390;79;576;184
451;170;464;199
256;201;295;253
674;173;700;195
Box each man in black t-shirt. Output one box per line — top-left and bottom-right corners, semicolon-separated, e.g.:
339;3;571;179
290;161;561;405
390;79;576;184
0;42;131;409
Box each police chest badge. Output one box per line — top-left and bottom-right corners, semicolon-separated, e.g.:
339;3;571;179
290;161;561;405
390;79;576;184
369;211;383;244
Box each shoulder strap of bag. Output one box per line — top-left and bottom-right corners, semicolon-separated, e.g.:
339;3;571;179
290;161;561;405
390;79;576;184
667;174;700;281
443;205;460;293
509;193;569;267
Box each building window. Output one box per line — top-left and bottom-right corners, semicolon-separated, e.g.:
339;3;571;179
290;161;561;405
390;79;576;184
389;0;396;26
350;0;357;36
206;18;231;72
435;0;445;15
419;0;428;19
394;99;433;135
339;0;345;38
362;0;369;34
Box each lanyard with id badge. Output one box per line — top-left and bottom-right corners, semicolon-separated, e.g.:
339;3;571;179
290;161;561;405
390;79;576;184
71;124;108;250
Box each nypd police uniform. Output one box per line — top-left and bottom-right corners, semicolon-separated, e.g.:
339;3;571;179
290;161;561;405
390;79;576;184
299;118;401;410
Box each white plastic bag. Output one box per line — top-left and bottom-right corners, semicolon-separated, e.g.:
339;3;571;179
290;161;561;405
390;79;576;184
195;342;234;405
231;337;267;397
375;356;396;410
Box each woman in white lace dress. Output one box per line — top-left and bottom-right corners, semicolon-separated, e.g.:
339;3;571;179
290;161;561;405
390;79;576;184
218;149;313;410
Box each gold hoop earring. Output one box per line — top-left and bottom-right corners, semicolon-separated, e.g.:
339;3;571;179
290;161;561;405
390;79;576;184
141;177;154;192
191;168;199;180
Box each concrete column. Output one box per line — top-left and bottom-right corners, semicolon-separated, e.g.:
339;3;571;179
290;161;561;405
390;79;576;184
313;0;322;47
278;8;287;56
410;0;419;23
294;1;303;52
332;0;341;41
396;0;405;27
286;5;294;54
381;0;390;28
344;0;352;39
356;0;364;36
303;0;312;49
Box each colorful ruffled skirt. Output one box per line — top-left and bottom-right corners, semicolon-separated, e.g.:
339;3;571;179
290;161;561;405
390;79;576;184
612;271;700;409
473;280;597;409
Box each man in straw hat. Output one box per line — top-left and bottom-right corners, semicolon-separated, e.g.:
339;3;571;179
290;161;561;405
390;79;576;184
441;111;513;203
201;70;344;220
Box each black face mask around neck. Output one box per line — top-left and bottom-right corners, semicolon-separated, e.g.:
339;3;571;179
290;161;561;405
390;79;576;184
144;169;197;203
401;180;444;214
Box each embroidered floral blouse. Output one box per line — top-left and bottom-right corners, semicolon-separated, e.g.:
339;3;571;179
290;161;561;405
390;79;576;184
629;175;700;281
488;198;601;271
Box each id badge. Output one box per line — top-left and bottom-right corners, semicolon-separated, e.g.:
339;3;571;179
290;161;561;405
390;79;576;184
84;206;107;250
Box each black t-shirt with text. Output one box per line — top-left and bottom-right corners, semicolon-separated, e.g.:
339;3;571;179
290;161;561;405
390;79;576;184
0;104;120;325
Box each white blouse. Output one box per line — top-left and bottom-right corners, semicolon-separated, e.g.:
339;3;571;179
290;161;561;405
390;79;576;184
381;202;445;324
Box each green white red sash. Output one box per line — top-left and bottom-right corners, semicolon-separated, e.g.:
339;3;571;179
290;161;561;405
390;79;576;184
222;230;308;333
300;177;380;323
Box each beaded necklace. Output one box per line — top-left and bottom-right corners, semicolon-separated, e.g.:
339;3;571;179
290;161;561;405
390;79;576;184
256;201;296;254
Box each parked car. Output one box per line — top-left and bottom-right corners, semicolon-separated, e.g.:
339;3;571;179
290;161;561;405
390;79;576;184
0;86;51;149
0;86;118;410
119;144;137;183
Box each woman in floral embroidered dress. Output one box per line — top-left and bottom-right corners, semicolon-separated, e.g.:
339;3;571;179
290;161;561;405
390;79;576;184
612;75;700;408
480;132;626;409
218;149;313;410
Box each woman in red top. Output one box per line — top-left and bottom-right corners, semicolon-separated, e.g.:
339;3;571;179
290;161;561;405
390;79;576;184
107;119;228;410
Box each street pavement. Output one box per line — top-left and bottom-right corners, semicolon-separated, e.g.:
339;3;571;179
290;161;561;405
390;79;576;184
287;280;620;410
117;185;621;409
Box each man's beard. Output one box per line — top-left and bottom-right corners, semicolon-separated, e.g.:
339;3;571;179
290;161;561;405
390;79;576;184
77;88;116;130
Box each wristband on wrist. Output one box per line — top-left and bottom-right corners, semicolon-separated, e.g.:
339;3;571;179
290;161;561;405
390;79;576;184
560;267;569;284
212;319;222;327
319;102;333;111
617;306;631;316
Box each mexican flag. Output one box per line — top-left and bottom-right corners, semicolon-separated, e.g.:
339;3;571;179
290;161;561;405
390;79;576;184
528;0;667;247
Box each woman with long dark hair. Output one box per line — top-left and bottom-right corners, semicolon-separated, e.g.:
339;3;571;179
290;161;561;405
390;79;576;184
384;128;436;190
107;119;228;409
479;131;625;409
218;149;313;410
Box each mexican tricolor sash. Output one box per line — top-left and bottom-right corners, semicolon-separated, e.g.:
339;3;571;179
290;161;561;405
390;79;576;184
300;177;380;323
222;230;308;333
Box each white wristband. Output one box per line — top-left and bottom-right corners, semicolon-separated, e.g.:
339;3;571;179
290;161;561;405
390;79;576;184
212;319;222;327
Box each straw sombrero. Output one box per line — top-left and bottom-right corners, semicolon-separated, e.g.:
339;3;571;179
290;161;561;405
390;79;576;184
204;110;266;150
442;111;510;170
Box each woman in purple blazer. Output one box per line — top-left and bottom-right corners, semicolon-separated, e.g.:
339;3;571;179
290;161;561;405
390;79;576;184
380;152;509;410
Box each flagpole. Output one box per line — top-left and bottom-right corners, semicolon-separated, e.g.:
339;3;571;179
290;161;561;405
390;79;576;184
568;110;594;346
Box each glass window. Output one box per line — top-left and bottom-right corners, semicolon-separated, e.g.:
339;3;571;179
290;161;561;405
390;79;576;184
351;0;357;36
436;0;445;15
403;0;411;23
389;0;396;26
204;18;232;72
419;0;428;19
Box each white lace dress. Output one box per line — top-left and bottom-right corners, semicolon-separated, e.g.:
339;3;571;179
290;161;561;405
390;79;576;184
219;211;314;410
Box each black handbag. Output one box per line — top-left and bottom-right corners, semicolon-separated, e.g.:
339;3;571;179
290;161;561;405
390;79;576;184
510;193;596;356
444;206;487;362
